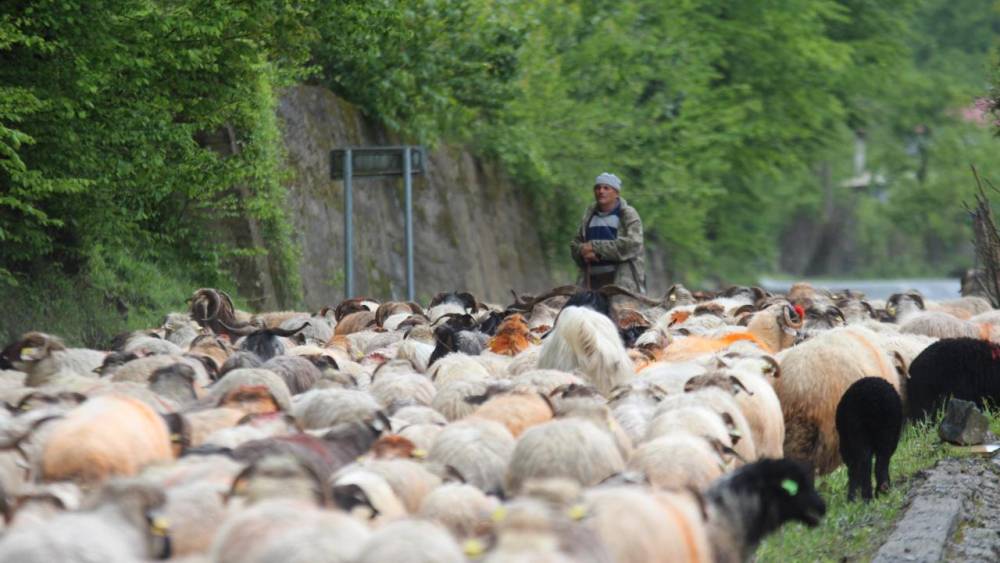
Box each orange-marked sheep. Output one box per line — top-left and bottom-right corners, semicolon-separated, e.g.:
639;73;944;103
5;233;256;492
41;395;173;484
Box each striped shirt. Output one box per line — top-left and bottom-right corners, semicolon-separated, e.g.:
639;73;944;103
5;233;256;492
586;203;621;274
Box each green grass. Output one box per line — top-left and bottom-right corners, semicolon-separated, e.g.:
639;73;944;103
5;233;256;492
755;410;997;562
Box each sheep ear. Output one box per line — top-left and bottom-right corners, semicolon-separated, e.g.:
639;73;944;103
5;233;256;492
372;411;392;434
226;464;256;504
537;392;556;415
332;483;379;519
861;301;876;318
729;376;752;395
683;377;701;393
718;442;746;464
892;351;909;380
762;356;781;379
608;385;630;402
649;384;670;401
444;464;467;484
828;306;846;326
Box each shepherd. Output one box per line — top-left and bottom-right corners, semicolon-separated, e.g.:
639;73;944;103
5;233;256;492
570;172;646;294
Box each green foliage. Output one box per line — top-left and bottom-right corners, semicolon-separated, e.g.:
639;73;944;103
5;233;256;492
310;0;524;141
0;0;312;317
0;258;203;348
306;0;996;283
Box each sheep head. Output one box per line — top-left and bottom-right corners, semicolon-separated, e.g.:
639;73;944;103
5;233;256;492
885;291;925;321
665;284;696;308
2;332;66;369
746;303;803;353
430;291;481;312
488;314;537;356
708;458;826;544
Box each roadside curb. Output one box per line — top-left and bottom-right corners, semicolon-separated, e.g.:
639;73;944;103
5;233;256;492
873;456;1000;562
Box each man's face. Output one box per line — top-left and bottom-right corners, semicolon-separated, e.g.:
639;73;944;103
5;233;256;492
593;183;619;210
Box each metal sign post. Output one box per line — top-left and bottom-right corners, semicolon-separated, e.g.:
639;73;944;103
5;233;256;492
331;146;425;301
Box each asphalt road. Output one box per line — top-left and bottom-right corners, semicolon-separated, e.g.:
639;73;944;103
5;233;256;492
758;278;962;302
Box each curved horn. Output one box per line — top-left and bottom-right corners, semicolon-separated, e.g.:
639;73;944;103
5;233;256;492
265;321;310;338
599;284;664;307
217;318;258;337
782;304;804;330
506;285;581;312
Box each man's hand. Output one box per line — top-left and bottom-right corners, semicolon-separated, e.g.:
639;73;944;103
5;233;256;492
582;249;598;263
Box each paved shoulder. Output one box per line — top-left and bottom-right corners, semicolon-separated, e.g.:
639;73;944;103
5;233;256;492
873;456;1000;563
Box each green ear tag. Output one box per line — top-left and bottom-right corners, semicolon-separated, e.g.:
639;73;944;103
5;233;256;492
781;479;799;496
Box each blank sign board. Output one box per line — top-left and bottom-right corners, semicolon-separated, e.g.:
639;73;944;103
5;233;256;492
330;147;424;179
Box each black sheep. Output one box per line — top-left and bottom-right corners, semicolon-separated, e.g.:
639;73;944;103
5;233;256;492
835;377;903;501
907;337;1000;421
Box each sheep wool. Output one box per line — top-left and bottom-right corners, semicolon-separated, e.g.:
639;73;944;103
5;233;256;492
291;388;381;430
537;306;634;395
428;418;515;494
505;418;624;496
471;392;554;437
355;519;464;563
584;486;711;563
628;433;725;491
418;482;499;539
211;499;370;563
774;325;900;474
41;395;173;484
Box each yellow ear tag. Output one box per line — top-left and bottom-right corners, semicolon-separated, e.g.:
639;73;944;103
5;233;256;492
491;506;508;523
20;347;37;358
463;538;486;558
150;516;170;536
567;504;588;521
411;448;428;459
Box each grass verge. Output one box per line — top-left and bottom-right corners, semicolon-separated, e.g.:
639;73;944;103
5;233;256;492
755;410;998;562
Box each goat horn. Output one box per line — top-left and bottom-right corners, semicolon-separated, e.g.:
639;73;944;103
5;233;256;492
507;285;580;312
598;285;664;306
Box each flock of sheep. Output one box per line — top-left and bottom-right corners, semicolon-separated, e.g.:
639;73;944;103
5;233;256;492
0;282;997;562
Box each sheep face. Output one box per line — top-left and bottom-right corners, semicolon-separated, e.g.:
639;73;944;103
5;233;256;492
2;332;66;370
709;458;826;549
747;459;826;528
885;291;925;321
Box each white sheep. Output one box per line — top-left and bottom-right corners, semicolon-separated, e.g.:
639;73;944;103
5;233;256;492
505;418;624;496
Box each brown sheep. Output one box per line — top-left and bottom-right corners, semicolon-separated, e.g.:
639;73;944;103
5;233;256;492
774;326;903;474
